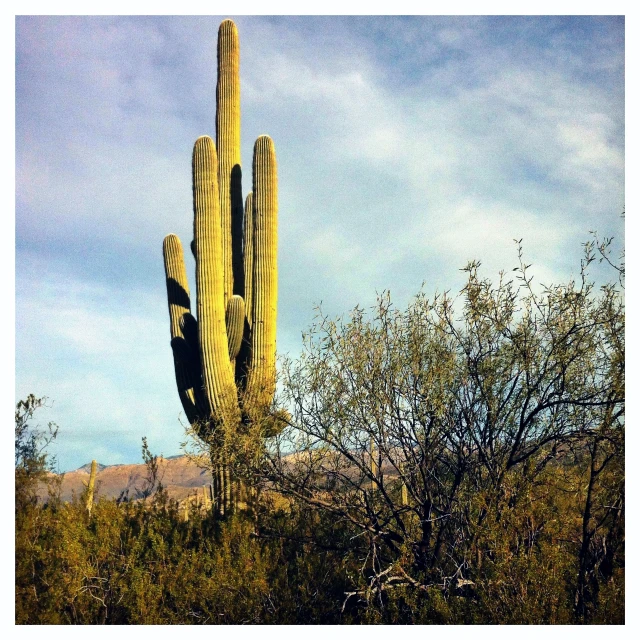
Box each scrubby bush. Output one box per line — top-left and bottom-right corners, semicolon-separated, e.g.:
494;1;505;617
16;239;624;624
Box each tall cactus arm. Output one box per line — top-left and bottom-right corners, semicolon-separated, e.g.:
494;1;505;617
247;135;278;413
216;18;241;305
193;136;239;424
235;192;254;391
163;234;201;424
226;295;245;360
243;191;254;329
179;313;201;370
163;234;191;341
231;165;245;297
179;312;209;417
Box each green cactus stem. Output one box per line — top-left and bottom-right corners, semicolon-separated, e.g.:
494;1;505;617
400;461;408;506
370;437;377;491
243;191;254;329
216;18;242;304
226;295;245;360
163;235;204;424
246;136;278;416
85;459;97;516
193;135;239;426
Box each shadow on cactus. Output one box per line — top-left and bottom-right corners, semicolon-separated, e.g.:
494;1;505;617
162;20;286;516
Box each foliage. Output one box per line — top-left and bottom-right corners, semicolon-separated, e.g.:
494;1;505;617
135;437;165;500
15;395;59;513
261;240;624;623
15;395;58;474
15;239;624;624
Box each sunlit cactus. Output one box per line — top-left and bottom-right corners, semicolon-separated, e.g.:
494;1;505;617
193;135;239;426
226;295;245;360
246;136;278;416
216;19;242;305
162;19;281;516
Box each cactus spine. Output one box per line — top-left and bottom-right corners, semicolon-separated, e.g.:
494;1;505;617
162;19;280;517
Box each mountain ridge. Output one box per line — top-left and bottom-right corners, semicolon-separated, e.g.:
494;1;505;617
48;455;213;503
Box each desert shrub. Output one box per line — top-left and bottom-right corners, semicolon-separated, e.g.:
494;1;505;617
16;237;623;624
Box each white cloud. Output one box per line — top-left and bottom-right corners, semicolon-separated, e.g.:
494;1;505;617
405;199;577;275
16;265;187;470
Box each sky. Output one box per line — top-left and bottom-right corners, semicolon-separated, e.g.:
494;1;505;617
15;15;625;472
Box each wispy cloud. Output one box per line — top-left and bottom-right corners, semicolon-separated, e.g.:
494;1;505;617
16;260;186;467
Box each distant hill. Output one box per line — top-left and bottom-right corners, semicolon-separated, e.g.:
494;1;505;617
48;455;213;503
48;452;401;505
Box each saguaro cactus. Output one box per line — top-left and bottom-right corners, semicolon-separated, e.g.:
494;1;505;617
85;459;97;516
163;19;281;516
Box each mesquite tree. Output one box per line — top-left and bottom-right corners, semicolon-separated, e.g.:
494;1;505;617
263;240;624;614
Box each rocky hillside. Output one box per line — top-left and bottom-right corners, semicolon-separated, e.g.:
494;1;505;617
50;455;213;503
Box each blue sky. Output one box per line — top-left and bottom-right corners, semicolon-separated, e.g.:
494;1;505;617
15;15;625;472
